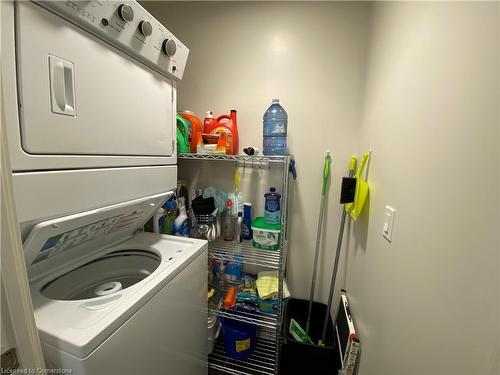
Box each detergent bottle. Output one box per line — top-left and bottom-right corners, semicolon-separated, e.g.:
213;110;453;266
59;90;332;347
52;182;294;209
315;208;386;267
179;111;203;153
176;115;190;153
264;187;281;225
204;111;217;133
205;110;239;155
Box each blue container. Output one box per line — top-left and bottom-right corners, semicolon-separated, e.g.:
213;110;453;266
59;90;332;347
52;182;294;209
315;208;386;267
263;99;288;156
242;203;253;240
264;187;281;225
221;316;257;360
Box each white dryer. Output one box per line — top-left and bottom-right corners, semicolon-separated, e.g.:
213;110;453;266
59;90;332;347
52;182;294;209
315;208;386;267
23;192;208;375
1;0;189;235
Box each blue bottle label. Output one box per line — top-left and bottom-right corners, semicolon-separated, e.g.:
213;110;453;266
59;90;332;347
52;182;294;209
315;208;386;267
242;223;252;239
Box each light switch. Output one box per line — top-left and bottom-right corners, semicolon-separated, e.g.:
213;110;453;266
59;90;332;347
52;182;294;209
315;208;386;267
383;206;396;242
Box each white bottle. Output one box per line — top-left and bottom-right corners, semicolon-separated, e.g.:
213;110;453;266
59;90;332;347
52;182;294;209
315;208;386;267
234;212;243;243
153;208;165;234
175;197;189;237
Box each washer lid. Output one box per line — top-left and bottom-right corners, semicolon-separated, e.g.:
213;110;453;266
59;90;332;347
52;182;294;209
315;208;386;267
23;192;172;282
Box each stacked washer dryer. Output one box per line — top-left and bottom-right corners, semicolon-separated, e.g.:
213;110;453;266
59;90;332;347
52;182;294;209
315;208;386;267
2;1;207;374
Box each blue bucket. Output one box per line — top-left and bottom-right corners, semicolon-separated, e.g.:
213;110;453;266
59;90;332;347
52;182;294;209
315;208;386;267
221;317;257;360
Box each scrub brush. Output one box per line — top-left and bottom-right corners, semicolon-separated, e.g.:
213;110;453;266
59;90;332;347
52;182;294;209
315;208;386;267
339;156;357;203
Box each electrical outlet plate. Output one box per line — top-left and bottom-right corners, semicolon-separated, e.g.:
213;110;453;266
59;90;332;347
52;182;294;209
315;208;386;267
383;206;396;242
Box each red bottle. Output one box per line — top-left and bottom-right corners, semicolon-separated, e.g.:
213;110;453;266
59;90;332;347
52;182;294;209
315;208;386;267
204;110;239;155
203;111;217;135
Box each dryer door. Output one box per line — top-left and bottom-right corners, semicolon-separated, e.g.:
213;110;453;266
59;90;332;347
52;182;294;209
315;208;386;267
16;2;175;158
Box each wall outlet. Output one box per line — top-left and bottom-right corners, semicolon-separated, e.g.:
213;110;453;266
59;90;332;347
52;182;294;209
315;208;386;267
383;206;396;242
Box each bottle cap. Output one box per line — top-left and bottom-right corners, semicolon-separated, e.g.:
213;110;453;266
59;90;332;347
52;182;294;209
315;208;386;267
238;212;243;217
270;187;276;192
205;111;214;118
226;199;233;207
272;99;279;103
244;202;252;206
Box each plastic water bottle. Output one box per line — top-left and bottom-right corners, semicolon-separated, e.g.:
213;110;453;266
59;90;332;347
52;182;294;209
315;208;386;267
264;187;281;225
263;99;287;156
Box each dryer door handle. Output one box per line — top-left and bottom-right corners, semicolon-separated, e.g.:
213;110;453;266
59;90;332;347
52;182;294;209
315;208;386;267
49;55;76;116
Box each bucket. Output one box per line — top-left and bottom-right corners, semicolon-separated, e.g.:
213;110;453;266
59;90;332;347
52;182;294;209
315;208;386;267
221;316;256;360
281;298;341;375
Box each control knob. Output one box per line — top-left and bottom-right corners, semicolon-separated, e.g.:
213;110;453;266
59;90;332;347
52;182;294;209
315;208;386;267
118;4;134;22
139;20;153;36
162;39;177;57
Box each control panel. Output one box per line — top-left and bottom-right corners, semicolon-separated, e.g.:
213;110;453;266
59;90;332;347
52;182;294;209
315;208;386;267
34;0;189;81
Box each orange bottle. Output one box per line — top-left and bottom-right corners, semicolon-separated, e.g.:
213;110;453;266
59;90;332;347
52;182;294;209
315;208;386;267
179;111;203;153
205;110;239;155
223;287;236;309
215;130;228;154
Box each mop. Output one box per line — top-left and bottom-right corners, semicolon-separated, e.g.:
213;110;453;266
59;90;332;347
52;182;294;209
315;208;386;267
289;152;332;343
304;151;332;338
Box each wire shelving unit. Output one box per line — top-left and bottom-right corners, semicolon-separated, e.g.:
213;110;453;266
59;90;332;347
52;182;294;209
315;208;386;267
178;153;293;375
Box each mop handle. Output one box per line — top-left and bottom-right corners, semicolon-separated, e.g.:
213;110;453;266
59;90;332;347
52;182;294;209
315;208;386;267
319;160;356;345
305;152;331;335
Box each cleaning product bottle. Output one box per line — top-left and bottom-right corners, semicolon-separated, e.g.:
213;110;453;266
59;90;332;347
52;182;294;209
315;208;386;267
174;197;189;237
162;200;177;235
264;187;281;225
263;99;288;156
204;111;217;134
242;203;253;240
206;110;239;155
215;130;228;154
176;115;190;153
223;199;235;241
234;212;243;243
179;111;203;153
196;130;206;154
153;208;165;234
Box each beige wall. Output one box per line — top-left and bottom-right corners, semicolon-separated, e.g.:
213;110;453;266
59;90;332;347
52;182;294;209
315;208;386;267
345;2;500;374
144;1;500;373
143;0;371;307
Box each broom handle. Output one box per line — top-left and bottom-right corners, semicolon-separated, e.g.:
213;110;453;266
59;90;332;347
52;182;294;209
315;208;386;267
305;152;331;335
306;193;326;335
319;163;356;344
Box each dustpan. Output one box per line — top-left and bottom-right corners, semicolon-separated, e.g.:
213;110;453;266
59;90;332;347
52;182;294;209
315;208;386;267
345;152;370;220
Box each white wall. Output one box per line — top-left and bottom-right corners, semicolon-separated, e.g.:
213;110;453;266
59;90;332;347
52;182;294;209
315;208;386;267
344;2;500;374
144;1;500;373
143;1;371;307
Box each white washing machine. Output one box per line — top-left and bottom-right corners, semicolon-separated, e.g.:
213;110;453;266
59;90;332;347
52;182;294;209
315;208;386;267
23;192;208;375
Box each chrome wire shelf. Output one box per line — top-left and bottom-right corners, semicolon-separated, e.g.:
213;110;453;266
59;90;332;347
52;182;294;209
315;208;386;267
178;153;289;164
208;239;280;269
184;155;293;374
208;282;280;329
212;307;279;330
209;336;278;375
